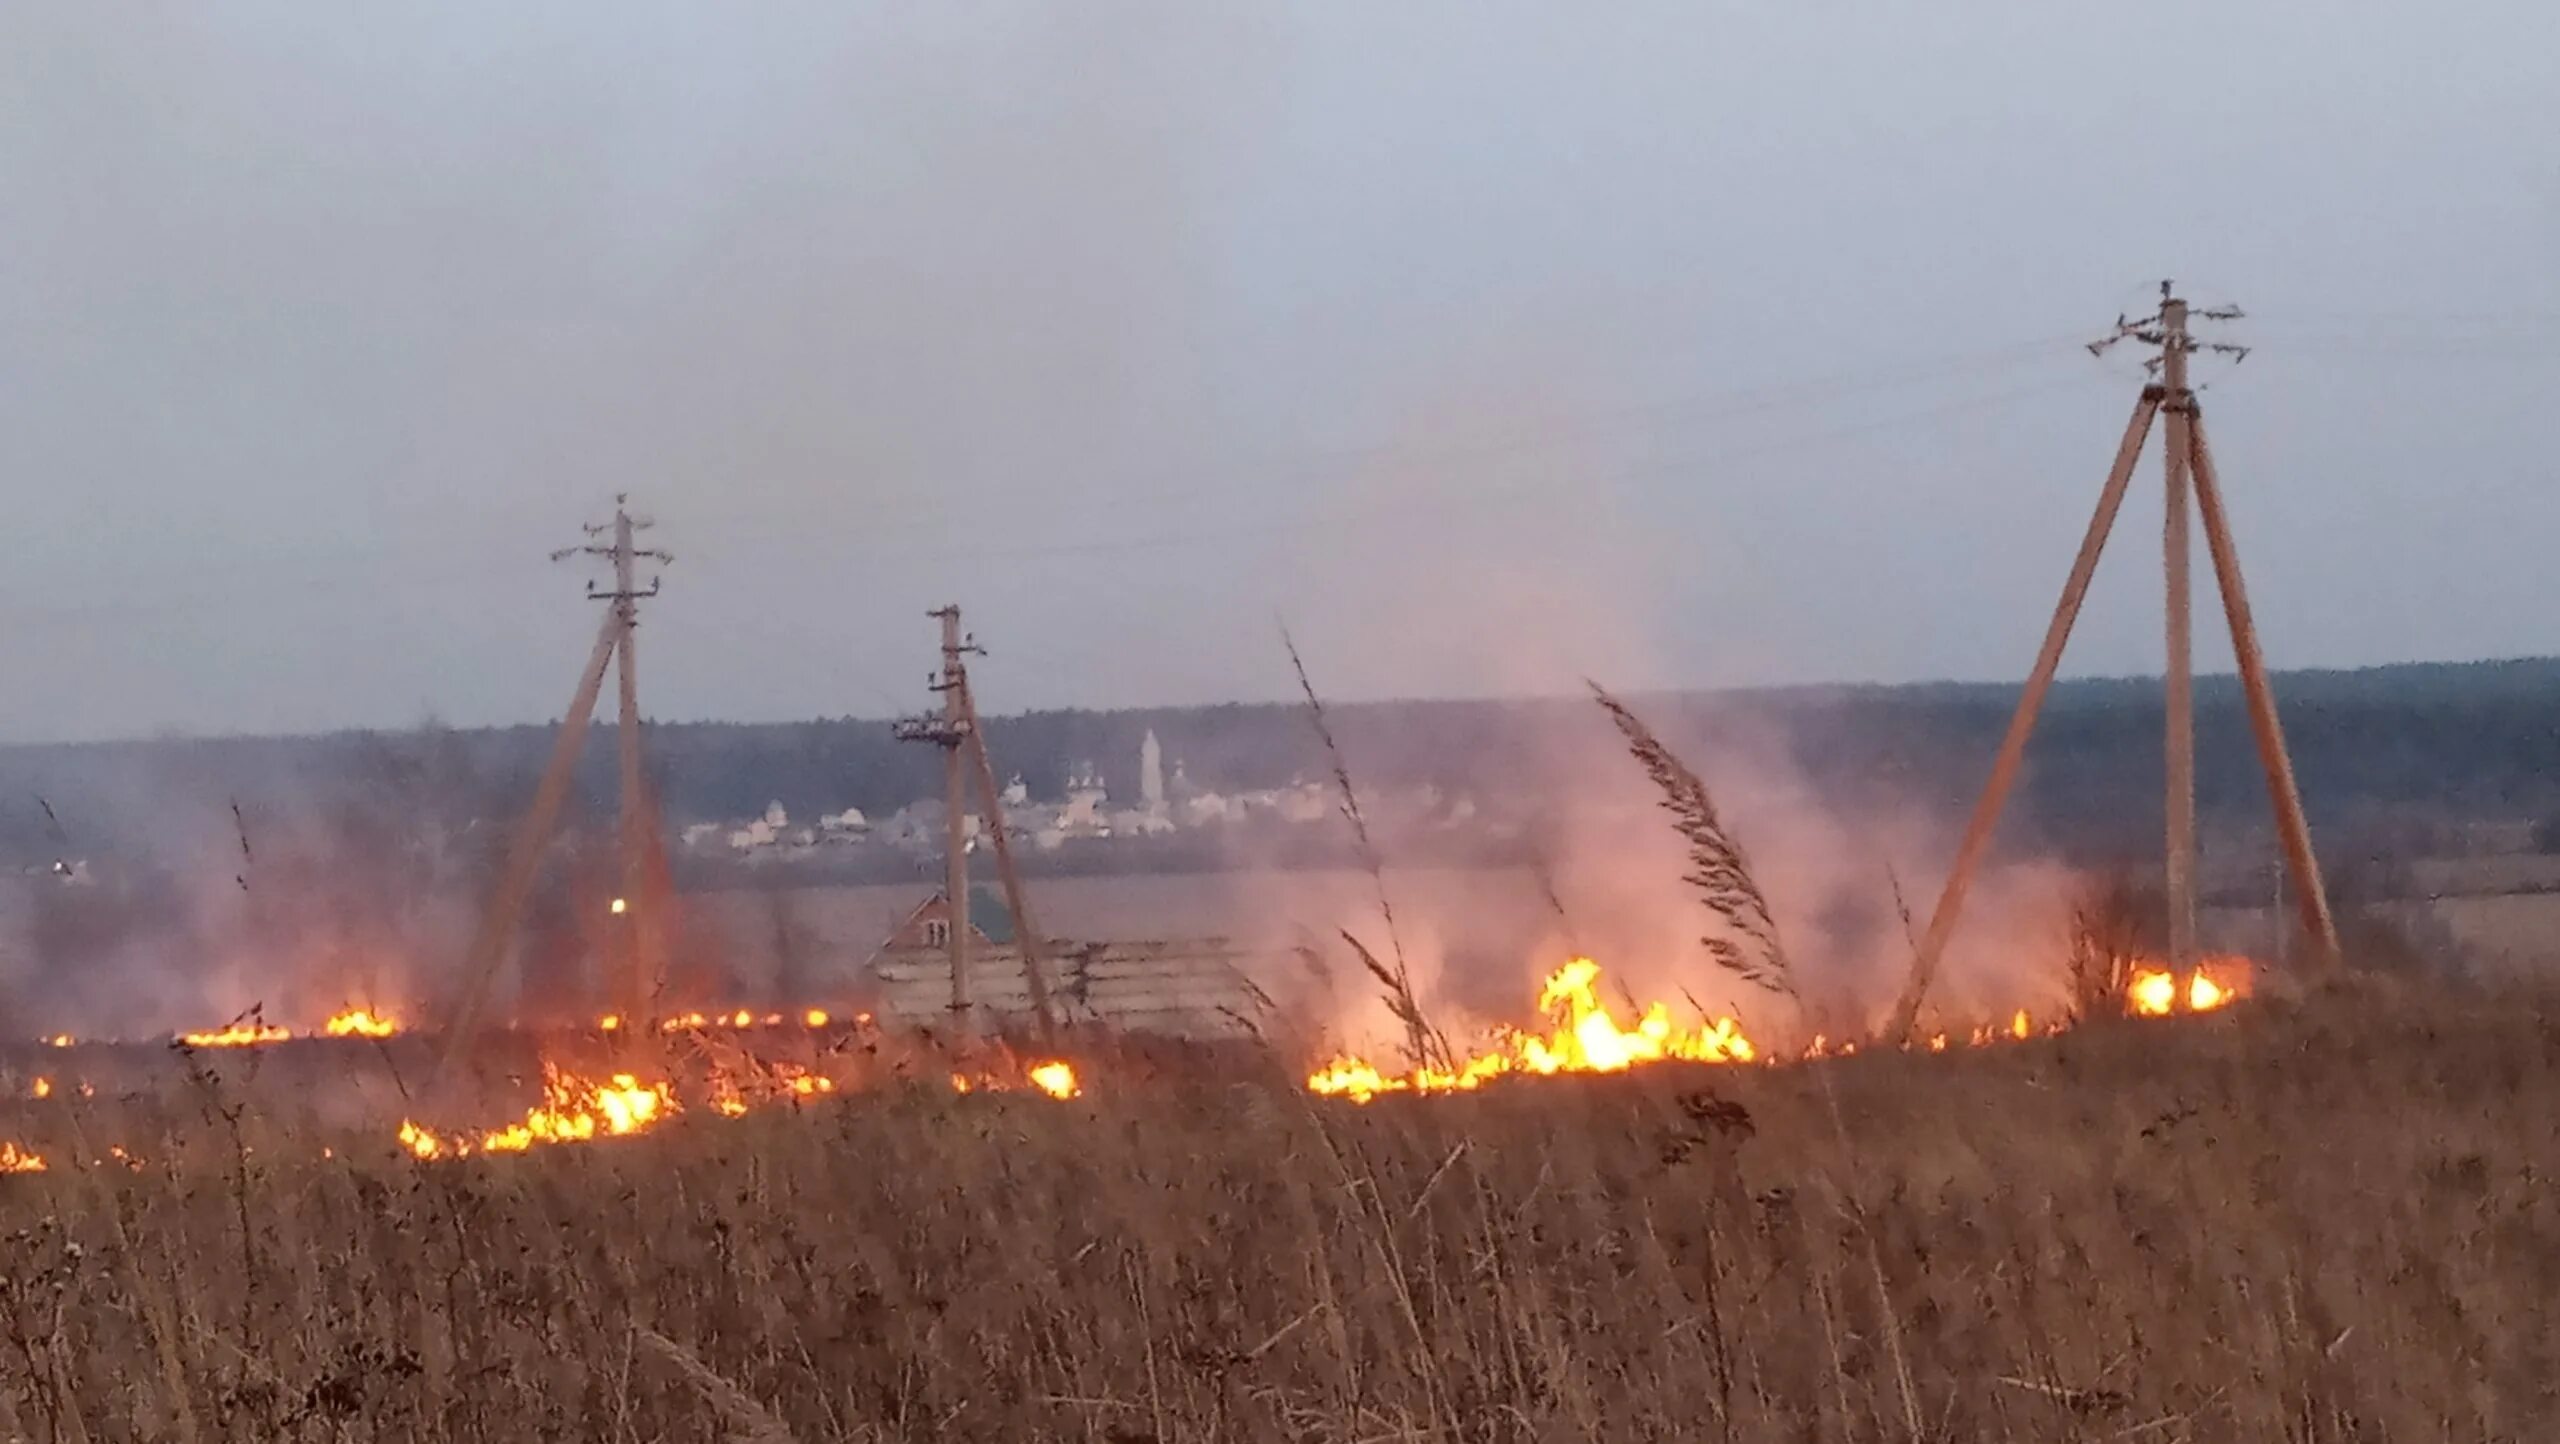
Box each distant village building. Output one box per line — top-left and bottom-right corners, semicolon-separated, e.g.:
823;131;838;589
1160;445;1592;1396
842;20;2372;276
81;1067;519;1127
1140;730;1165;809
678;726;1471;863
728;801;791;851
1274;778;1331;824
1039;761;1113;849
1125;729;1174;834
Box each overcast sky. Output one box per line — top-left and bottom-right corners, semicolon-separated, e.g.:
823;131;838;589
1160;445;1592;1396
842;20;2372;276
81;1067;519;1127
1;4;2553;741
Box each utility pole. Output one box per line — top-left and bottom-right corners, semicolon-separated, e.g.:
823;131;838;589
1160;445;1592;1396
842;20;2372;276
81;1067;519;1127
2189;414;2341;962
2159;292;2199;978
936;607;972;1034
894;608;979;1036
589;498;671;1025
432;500;670;1090
956;669;1060;1042
894;607;1061;1041
1890;282;2341;1043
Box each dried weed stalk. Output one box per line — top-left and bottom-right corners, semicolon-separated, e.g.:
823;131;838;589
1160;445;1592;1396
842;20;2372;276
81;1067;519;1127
1589;681;1797;999
1282;629;1442;1070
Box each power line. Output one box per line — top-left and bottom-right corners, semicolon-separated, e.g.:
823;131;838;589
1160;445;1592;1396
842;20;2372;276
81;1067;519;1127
822;367;2116;566
676;325;2102;551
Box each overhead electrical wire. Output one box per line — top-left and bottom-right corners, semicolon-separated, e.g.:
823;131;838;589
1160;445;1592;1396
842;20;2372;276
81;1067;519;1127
874;366;2118;565
14;315;2542;622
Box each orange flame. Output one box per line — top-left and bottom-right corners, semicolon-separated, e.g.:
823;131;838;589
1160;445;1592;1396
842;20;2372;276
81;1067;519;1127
29;1077;51;1100
706;1060;838;1119
945;1062;1084;1099
321;1008;400;1039
0;1141;45;1175
180;1020;292;1048
1309;958;1757;1103
781;1066;836;1099
398;1064;675;1160
2128;959;2250;1017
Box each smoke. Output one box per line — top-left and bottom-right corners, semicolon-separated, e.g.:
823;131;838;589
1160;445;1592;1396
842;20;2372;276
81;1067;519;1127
1236;357;2086;1055
0;732;503;1037
1231;687;2085;1057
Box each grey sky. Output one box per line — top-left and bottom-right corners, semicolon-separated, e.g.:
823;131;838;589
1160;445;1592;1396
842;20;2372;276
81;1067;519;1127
2;3;2553;741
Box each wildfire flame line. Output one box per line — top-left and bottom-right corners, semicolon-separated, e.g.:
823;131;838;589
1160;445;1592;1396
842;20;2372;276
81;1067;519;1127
178;1021;293;1048
322;1008;401;1039
0;1141;46;1175
1309;958;1758;1104
1309;956;2247;1104
399;1064;674;1160
400;1055;1081;1161
37;1006;868;1051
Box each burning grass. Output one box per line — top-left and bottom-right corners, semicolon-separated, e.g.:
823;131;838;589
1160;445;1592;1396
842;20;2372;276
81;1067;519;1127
1308;956;1761;1102
1;978;2555;1439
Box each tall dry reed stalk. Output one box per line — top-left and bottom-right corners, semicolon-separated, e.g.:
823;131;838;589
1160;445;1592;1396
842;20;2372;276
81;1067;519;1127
1589;681;1797;1000
1283;629;1443;1070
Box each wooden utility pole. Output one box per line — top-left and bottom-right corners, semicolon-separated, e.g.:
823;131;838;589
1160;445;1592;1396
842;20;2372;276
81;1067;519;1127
958;673;1060;1041
603;501;667;1024
436;611;623;1070
937;607;973;1034
895;607;1062;1040
2189;421;2341;957
1888;389;2160;1035
2159;293;2199;977
1890;283;2341;1043
432;501;670;1088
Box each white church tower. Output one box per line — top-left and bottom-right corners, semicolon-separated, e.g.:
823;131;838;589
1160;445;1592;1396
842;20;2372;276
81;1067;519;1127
1139;729;1166;809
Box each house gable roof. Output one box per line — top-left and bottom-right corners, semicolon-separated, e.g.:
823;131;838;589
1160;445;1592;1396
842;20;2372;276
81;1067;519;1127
881;885;1017;949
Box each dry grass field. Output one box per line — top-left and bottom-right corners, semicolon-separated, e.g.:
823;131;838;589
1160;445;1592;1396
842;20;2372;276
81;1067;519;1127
3;978;2556;1443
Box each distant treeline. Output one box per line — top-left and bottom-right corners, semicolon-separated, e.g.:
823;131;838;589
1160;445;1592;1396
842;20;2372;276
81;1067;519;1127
1;657;2555;872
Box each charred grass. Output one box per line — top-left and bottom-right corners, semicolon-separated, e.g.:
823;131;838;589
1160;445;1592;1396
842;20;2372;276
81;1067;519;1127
2;980;2556;1442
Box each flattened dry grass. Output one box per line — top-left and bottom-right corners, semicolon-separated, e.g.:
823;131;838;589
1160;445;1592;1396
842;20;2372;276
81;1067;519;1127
3;980;2556;1442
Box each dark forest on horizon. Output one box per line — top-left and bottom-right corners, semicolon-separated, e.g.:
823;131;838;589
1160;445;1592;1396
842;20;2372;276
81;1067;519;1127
0;656;2554;878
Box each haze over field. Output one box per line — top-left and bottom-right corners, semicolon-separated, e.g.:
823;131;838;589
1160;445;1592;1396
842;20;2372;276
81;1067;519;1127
2;4;2555;742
